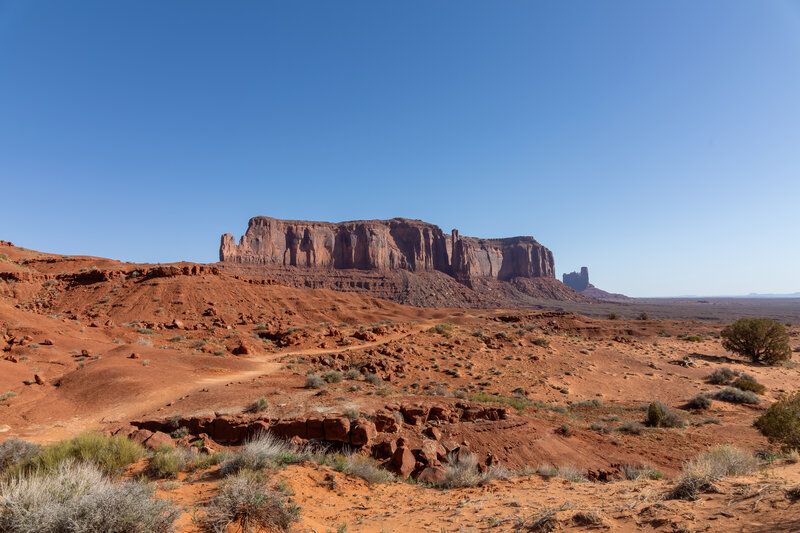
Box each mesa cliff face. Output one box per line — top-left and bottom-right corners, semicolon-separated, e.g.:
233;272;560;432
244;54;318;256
220;216;555;282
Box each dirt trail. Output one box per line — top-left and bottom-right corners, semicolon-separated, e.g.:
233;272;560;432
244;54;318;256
29;322;434;442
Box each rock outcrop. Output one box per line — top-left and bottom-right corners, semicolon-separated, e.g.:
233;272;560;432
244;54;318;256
220;216;555;282
563;267;633;302
562;267;590;292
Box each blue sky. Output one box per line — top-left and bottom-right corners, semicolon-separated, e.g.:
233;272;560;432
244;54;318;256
1;1;799;297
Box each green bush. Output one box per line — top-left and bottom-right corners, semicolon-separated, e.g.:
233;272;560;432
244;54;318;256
721;318;791;365
15;433;145;475
471;392;527;413
245;397;269;413
756;391;800;451
732;375;766;395
532;338;550;348
646;401;684;428
149;447;196;478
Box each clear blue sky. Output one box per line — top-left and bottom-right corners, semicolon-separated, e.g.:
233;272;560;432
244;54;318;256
1;1;799;297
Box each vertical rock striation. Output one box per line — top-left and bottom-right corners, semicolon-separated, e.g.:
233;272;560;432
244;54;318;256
220;216;555;283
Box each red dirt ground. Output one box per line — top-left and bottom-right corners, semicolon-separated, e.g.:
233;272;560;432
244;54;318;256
2;241;799;532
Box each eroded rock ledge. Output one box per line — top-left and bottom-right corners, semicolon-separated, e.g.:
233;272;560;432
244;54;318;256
220;216;555;282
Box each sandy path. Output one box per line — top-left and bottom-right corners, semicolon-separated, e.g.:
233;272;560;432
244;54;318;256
28;322;434;442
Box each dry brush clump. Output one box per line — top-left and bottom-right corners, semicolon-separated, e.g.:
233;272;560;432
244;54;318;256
221;433;312;475
203;470;299;533
620;463;663;480
340;454;394;484
670;445;757;500
437;452;513;488
686;394;713;410
714;387;760;405
0;439;41;474
536;463;586;483
0;460;179;533
707;367;738;385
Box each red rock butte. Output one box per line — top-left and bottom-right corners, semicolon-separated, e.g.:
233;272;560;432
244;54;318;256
220;216;554;282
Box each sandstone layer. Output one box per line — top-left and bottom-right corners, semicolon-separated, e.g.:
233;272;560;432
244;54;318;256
220;216;555;281
219;217;577;307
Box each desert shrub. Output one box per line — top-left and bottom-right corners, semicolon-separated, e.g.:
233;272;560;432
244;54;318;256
0;439;41;474
245;397;269;413
438;452;511;488
364;372;383;386
637;312;649;321
555;423;572;437
755;391;800;451
607;313;618;320
169;426;190;439
429;323;453;336
721;317;791;365
515;508;558;532
344;368;362;380
670;445;756;499
16;433;145;475
707;367;738;385
732;375;766;395
204;471;299;533
322;370;343;383
572;510;604;526
618;421;645;435
620;463;662;480
149;447;196;478
304;374;326;389
471;392;527;413
680;335;704;342
0;460;178;532
646;401;685;428
536;464;585;482
532;338;550;348
714;387;760;405
686;394;712;410
221;433;301;474
0;392;16;403
342;454;394;484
